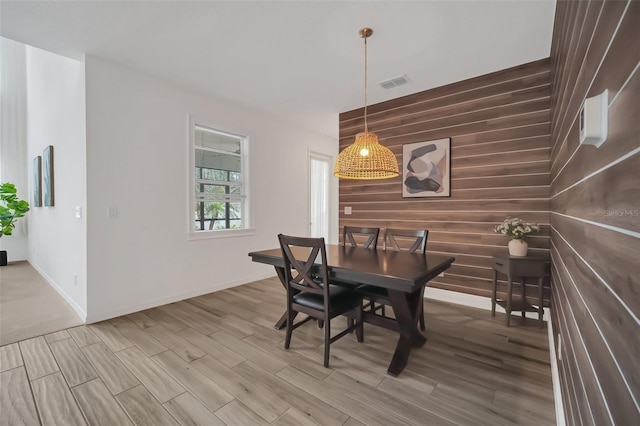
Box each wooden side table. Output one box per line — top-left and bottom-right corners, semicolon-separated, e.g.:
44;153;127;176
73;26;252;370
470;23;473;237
491;254;546;327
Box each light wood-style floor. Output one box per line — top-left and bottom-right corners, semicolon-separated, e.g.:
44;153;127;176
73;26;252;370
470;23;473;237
0;276;556;425
0;261;83;346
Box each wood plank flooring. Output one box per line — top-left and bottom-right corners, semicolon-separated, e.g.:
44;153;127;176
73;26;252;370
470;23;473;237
0;276;555;425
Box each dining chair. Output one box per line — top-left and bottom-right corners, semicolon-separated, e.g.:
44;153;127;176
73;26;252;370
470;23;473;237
358;228;429;330
338;226;381;330
342;226;380;249
278;234;364;367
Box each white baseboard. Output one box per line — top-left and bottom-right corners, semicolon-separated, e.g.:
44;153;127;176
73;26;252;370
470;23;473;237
85;271;275;323
28;262;87;322
424;286;550;321
547;316;566;426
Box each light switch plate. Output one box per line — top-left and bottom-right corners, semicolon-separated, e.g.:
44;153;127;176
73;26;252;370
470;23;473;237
75;206;82;218
345;206;352;215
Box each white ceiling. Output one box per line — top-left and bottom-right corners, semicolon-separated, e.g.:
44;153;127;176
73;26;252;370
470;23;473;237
0;1;556;138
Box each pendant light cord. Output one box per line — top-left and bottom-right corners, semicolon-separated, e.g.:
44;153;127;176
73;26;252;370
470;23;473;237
364;35;368;133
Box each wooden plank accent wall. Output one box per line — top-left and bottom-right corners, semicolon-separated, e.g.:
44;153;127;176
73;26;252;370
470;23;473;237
549;1;640;425
338;59;552;305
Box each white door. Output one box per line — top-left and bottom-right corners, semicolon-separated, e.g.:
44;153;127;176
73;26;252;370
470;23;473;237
309;152;331;241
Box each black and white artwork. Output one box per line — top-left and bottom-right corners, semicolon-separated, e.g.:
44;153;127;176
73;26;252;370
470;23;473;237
43;145;54;206
402;138;451;198
33;156;42;207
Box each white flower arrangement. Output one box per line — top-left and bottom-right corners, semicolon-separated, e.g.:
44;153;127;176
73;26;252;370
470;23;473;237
494;217;540;241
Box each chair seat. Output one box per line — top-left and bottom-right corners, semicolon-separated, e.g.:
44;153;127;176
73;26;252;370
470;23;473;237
294;284;361;314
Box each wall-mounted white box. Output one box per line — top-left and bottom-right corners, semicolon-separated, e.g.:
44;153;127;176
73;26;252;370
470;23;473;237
579;90;608;148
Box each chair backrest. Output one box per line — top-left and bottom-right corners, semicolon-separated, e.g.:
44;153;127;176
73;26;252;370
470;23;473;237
342;226;380;249
383;228;428;254
278;234;329;297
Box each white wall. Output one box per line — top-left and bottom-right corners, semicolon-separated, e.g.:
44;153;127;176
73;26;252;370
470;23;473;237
0;38;29;261
26;46;87;319
85;56;337;322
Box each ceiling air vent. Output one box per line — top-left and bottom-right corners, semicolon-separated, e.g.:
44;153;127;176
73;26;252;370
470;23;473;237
378;74;409;89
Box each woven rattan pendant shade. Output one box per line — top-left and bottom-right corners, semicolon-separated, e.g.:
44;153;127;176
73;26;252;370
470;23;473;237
334;27;399;180
334;132;399;179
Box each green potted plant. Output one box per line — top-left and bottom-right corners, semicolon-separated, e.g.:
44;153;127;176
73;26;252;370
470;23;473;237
0;182;30;266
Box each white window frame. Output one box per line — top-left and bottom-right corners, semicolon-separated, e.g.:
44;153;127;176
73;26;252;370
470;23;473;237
188;115;254;240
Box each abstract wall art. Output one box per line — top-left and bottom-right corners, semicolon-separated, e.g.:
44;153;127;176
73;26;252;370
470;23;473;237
402;138;451;198
43;145;54;206
33;156;42;207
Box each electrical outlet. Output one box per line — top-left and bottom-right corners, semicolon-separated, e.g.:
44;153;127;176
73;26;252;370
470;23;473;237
107;206;118;219
345;206;352;215
73;273;78;286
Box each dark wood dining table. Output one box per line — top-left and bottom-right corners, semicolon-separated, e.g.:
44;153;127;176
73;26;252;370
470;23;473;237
248;244;455;376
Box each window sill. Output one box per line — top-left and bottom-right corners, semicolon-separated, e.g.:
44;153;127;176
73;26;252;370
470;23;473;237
188;228;255;240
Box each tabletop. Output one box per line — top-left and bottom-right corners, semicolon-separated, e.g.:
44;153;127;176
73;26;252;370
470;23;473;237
249;244;455;293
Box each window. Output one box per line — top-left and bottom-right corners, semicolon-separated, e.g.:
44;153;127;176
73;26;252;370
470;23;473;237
191;122;250;236
309;152;331;241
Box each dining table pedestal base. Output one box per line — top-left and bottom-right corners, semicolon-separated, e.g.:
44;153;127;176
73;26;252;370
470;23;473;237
273;266;290;330
386;289;427;376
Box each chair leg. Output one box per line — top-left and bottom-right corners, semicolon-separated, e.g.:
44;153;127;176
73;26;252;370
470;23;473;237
317;319;324;329
356;307;364;343
284;309;293;349
323;316;331;368
369;301;376;312
381;304;386;317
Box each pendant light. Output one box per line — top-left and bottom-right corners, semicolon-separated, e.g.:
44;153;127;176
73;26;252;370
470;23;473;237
334;28;399;180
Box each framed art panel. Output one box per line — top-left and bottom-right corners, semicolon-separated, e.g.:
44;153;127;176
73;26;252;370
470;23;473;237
402;138;451;198
43;145;54;206
33;156;42;207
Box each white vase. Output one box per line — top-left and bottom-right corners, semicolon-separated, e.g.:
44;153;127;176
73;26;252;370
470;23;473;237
508;239;528;256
